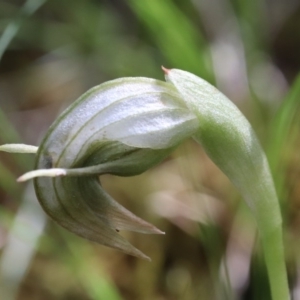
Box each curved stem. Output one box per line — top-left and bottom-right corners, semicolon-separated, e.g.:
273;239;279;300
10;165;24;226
165;68;290;299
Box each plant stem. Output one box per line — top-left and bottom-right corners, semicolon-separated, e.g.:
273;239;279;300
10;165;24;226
165;68;290;299
261;227;290;300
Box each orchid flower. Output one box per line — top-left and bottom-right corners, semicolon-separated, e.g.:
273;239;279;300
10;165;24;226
0;68;290;299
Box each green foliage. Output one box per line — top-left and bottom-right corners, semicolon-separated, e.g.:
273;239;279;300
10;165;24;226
0;0;299;299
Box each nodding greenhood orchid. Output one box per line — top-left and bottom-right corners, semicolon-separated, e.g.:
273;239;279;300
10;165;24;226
1;68;289;299
1;76;199;260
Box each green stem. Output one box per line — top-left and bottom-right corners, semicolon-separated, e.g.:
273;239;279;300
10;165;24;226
165;68;290;299
261;227;289;300
195;128;290;299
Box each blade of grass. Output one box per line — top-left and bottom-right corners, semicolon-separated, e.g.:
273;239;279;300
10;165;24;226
267;74;300;209
0;0;46;61
268;74;300;170
60;233;123;300
0;182;47;300
128;0;213;82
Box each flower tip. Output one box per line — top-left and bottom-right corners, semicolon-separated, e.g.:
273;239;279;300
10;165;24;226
17;168;67;182
142;254;152;262
156;229;165;235
0;143;38;154
161;66;171;75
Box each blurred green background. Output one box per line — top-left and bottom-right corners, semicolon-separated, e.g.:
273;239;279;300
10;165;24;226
0;0;300;299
